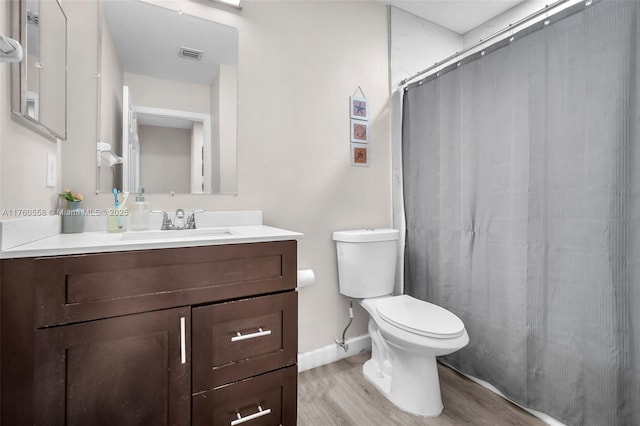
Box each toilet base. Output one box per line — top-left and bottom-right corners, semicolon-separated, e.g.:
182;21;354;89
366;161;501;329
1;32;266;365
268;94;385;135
362;354;443;417
363;358;392;395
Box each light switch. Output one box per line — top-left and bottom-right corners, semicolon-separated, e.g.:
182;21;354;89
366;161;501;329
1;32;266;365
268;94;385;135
46;154;56;187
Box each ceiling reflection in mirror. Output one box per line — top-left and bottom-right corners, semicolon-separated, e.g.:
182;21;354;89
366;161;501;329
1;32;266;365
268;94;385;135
97;0;238;195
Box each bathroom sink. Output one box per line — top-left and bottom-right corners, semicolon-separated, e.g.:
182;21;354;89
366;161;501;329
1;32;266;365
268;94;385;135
119;227;233;241
0;211;305;258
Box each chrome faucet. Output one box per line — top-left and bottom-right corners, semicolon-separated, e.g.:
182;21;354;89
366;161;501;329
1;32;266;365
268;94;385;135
151;209;205;230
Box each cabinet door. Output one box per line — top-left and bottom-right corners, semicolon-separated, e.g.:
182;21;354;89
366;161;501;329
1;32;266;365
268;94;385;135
33;307;191;426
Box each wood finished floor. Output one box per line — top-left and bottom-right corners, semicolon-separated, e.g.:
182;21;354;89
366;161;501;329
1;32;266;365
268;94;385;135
298;353;546;426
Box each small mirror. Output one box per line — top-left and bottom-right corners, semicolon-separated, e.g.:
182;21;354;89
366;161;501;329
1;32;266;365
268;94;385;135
96;0;238;195
11;0;67;140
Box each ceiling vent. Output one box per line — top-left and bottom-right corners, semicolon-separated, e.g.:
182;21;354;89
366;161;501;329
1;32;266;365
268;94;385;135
178;47;204;61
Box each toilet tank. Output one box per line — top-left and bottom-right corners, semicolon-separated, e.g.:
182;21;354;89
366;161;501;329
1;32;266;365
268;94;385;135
332;229;400;298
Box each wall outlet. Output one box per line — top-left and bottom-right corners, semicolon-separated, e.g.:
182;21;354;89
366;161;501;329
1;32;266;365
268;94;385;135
46;154;56;188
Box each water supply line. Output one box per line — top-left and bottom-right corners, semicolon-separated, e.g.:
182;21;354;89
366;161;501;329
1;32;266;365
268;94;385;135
336;298;354;352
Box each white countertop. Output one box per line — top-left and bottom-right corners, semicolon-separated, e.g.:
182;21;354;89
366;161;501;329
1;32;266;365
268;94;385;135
0;225;303;258
0;211;303;259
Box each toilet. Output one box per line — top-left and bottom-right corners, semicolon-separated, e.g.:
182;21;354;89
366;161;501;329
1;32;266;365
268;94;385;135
333;229;469;417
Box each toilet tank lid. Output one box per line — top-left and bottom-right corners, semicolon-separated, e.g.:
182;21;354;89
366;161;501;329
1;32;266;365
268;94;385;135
333;229;400;243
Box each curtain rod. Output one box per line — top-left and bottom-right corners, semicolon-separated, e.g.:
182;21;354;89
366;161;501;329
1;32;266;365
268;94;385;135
399;0;588;87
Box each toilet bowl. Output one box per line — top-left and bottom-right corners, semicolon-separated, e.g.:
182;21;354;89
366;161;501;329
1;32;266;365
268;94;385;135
333;229;469;417
360;295;469;416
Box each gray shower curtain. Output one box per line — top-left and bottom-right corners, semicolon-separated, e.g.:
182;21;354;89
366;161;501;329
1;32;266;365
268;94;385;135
402;1;640;425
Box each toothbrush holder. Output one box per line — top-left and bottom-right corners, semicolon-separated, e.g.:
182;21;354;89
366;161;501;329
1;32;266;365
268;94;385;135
107;206;128;233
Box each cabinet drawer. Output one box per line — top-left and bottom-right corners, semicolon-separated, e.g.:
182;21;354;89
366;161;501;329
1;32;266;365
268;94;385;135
32;241;296;327
193;291;297;392
192;365;297;426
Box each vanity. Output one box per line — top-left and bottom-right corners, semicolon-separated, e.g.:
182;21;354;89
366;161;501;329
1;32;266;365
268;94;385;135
0;216;302;425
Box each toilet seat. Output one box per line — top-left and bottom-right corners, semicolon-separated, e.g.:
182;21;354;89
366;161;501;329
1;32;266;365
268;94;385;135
376;295;465;339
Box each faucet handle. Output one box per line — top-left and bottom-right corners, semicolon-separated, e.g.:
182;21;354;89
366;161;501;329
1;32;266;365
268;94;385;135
186;209;205;229
150;209;172;230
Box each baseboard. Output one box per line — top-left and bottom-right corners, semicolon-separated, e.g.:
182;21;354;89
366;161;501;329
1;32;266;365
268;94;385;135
298;334;371;373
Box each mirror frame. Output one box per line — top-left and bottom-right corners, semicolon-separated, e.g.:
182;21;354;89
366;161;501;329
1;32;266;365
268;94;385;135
11;0;67;141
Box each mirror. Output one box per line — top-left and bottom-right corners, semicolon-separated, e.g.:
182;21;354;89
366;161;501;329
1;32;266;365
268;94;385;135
97;0;238;195
11;0;67;140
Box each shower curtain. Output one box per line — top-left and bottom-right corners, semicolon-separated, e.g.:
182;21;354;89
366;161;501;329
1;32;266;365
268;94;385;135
402;1;639;425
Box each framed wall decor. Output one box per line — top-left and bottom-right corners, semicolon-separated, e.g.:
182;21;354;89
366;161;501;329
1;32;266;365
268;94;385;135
350;95;369;121
351;143;369;167
349;87;369;166
350;119;369;143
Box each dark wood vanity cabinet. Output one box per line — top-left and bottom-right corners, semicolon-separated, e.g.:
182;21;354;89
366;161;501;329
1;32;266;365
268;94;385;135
0;240;298;426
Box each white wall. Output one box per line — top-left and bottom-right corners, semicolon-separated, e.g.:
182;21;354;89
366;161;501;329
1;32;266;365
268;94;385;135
139;125;191;193
124;72;211;113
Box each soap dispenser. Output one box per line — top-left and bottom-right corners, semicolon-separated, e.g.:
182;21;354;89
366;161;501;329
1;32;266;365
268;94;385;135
129;187;150;231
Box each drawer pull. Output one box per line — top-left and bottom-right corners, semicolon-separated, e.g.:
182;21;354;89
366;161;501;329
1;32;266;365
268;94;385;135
180;316;186;364
231;405;271;425
231;327;272;342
